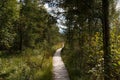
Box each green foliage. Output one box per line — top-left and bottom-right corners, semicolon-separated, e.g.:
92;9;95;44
0;0;62;80
0;48;53;80
59;0;120;80
62;32;104;80
0;0;19;49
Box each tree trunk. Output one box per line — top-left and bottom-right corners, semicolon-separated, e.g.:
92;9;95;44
102;0;111;80
19;0;23;52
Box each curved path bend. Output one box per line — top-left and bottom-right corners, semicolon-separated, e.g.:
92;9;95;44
53;48;70;80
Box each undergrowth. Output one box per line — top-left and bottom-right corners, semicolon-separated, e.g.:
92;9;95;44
0;48;53;80
0;42;63;80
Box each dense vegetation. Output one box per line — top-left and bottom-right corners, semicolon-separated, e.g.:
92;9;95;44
58;0;120;80
0;0;120;80
0;0;62;80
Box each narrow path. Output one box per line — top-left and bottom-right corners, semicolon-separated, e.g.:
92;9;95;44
53;48;70;80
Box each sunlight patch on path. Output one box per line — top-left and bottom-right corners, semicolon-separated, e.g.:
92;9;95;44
53;48;70;80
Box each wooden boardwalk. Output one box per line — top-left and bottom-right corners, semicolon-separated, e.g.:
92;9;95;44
53;48;70;80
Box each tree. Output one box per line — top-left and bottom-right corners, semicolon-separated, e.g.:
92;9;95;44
0;0;19;50
102;0;111;79
14;0;61;51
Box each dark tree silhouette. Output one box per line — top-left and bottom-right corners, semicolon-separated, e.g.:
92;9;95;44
102;0;111;80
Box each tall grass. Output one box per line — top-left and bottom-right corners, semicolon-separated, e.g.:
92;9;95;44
0;42;64;80
0;48;53;80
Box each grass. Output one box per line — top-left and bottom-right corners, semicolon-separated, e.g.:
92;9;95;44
61;47;80;80
61;46;91;80
0;42;64;80
0;48;53;80
61;44;120;80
